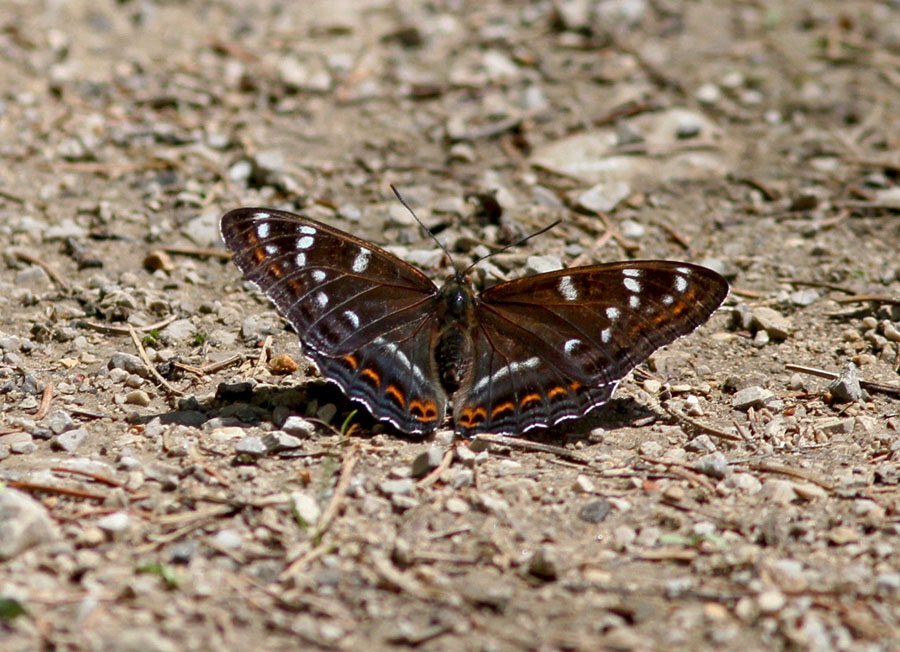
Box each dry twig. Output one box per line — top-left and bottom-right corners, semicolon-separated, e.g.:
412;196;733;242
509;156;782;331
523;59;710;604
785;364;900;397
127;325;183;396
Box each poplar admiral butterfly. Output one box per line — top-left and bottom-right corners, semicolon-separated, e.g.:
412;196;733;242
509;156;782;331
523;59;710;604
220;198;728;437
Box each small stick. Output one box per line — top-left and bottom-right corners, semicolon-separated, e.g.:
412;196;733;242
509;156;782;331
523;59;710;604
172;354;242;377
779;278;858;294
253;336;272;375
472;434;590;463
785;363;900;397
51;466;137;493
834;293;900;305
33;381;54;421
164;245;232;260
13;250;70;290
80;315;178;335
747;461;834;490
8;480;107;501
729;287;765;298
653;220;692;252
416;447;454;488
662;403;742;442
0;189;28;204
127;326;182;396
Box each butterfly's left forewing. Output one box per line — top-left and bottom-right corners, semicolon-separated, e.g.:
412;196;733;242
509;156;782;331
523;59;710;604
221;208;448;434
454;261;728;436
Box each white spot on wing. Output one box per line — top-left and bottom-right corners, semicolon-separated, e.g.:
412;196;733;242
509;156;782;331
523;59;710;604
295;253;306;267
601;328;611;343
674;275;688;293
624;277;641;293
265;244;278;255
344;310;360;328
470;356;540;395
256;223;270;239
558;275;578;301
676;266;692;275
312;270;326;282
254;211;270;221
297;236;314;249
314;292;328;308
629;295;640;309
662;294;674;305
373;337;428;385
353;248;371;273
564;339;581;355
606;307;620;321
300;226;316;235
623;268;642;278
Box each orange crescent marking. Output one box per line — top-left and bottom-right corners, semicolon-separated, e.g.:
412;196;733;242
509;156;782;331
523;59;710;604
253;248;266;263
410;399;438;422
569;381;582;392
459;405;487;426
269;264;283;278
386;384;405;407
547;386;568;399
519;393;542;408
361;367;380;386
341;354;358;370
490;401;515;418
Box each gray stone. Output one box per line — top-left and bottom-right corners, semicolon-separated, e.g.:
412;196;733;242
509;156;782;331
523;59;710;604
234;436;267;456
817;417;856;435
378;479;415;496
96;511;131;533
0;489;59;559
53;427;89;452
732;386;774;410
7;432;36;454
263;431;304;452
282;416;316;438
528;546;560;581
43;219;86;240
44;410;75;434
241;314;282;343
525;255;563;275
790;288;820;306
579;499;612;523
182;211;221;248
290;492;321;526
694;452;729;479
751;307;792;340
411;446;444;478
827;363;863;402
212;528;243;550
451;468;474;488
159;318;196;345
576;181;631;213
109;353;148;377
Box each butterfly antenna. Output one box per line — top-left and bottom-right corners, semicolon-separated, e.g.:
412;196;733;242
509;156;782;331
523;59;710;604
461;219;561;275
390;185;456;267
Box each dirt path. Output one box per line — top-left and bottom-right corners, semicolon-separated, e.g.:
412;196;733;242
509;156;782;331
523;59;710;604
1;1;899;650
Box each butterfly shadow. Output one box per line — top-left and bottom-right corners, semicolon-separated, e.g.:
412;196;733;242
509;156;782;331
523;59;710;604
508;396;659;445
131;380;658;445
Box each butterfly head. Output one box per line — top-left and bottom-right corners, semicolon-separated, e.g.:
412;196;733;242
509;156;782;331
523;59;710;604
436;272;476;322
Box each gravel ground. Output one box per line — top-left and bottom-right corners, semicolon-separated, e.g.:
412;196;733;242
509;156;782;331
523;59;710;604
2;1;900;650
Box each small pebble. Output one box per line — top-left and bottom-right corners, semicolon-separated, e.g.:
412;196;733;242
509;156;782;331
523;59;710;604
125;390;151;407
528;546;560;581
411;446;444;478
578;499;612;523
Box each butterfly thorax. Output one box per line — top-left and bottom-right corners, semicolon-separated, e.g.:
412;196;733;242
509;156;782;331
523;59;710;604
433;274;477;395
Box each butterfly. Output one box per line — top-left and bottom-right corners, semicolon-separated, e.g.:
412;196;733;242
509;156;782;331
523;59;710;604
220;203;728;437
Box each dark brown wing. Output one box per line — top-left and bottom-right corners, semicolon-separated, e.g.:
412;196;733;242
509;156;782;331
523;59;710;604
453;261;728;436
221;208;447;434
